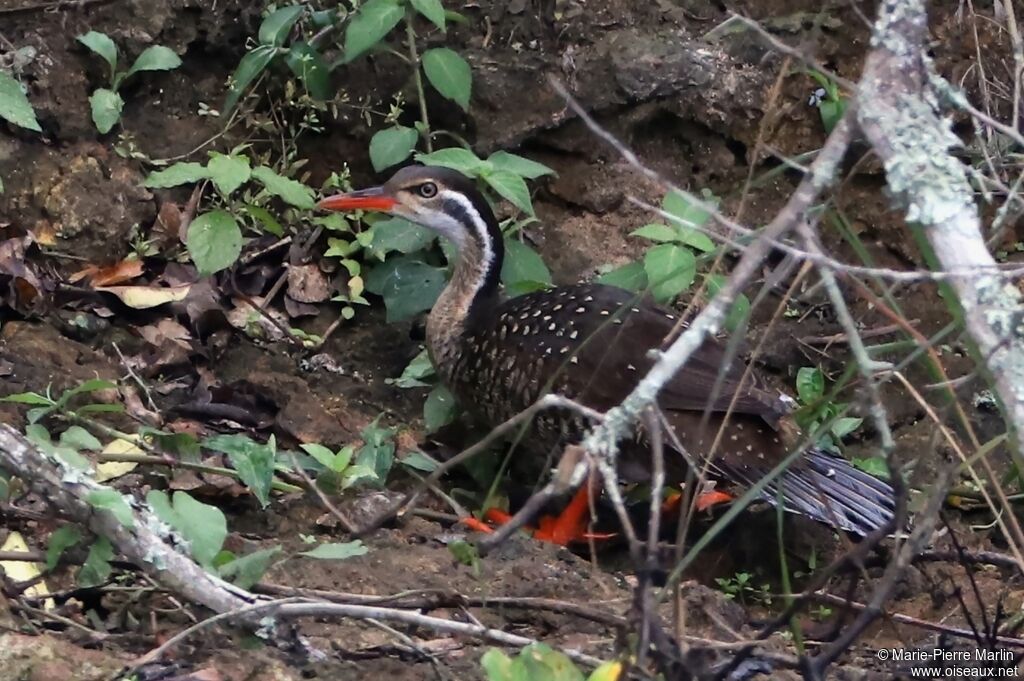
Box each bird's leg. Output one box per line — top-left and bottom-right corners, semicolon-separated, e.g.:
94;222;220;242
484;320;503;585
661;488;735;515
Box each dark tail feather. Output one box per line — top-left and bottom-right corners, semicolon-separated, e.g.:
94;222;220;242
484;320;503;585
766;449;896;536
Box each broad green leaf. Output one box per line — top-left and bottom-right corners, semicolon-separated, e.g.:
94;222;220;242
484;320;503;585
368;216;435;258
126;45;182;78
59;426;102;451
0;72;41;132
389;348;435;388
796;367;825;404
369;125;419;172
285;41;332;101
218;546;282;588
207;153;251;196
421;47;471;110
1;392;53;406
344;0;404;62
481;649;514;681
411;0;446;30
46;526;82;571
86;489;134;527
252;165;315;208
144;161;209;188
415;147;484;176
484;170;533;215
224;44;279;114
77;31;118;81
630;223;679;243
514;644;585;681
259;5;305;46
364;255;445;322
203;434;275;508
486;151;554;179
61;378;117;399
245;204;284;236
852;456;889;478
501;238;551;287
831;416;863;439
186;210;243;275
596;261;647;291
300;443;337;469
643;243;695;303
424;384;456;433
89;88;124;134
147;490;227;567
78;537;113;587
299;540;369;560
588;661;624;681
400;450;440;472
704;274;750;333
663;188;718;251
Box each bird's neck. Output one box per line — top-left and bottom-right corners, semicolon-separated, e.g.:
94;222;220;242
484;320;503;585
425;193;504;381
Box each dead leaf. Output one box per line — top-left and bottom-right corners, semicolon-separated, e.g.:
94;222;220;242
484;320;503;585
286;263;331;303
96;284;191;309
139;319;192;350
70;259;145;286
226;296;288;342
283;294;319;318
154;202;182;244
0;533;52;610
95;439;141;482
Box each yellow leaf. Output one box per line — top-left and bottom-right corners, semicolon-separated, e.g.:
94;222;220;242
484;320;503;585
587;661;623;681
96;438;141;482
0;532;53;610
96;284;191;309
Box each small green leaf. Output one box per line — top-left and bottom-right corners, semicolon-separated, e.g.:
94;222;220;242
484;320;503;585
147;490;227;567
411;0;446;30
448;540;479;568
245;204;284;236
218;546;282;588
704;274;750;333
300;443;337;469
389;349;435;388
630;223;679;243
364;255;446;322
285;41;332;101
486;151;554;179
484;170;533;215
663;189;717;252
369;125;419;172
831;416;863;439
126;45;182;78
368;217;435;258
203;434;275;508
186;210;243;275
852;456;889;478
501;238;551;287
77;31;118;81
207;153;251;196
224;44;279;114
343;0;405;62
1;392;53;406
597;261;648;291
414;147;484;176
144;161;210;188
259;5;305;46
796;367;825;404
299;540;369;560
481;649;514;681
89;88;124;134
400;450;440;472
424;384;457;433
87;489;134;528
46;526;83;571
59;426;102;452
252;165;315;209
0;72;42;132
643;243;695;303
78;537;113;587
421;47;471;110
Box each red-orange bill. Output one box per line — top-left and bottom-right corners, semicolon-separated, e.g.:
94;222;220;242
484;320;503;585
317;187;396;212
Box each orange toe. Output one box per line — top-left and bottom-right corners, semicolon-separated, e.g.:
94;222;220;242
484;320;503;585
461;516;495;534
661;491;683;515
695;490;734;512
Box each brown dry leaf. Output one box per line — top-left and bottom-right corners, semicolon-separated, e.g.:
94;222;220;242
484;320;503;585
0;533;52;610
97;284;191;309
95;439;141;482
286;263;331;303
32;219;57;246
154;201;183;243
70;259;145;286
226;296;288;341
139;318;193;350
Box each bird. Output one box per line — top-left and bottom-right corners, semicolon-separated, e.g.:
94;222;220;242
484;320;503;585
317;164;896;544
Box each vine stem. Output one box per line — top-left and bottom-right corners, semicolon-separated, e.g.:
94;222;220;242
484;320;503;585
405;15;432;153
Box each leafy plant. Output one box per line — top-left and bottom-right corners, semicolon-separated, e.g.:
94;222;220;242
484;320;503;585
792;366;864;455
807;70;846;134
0;70;41;132
715;571;773;607
482;644;622;681
77;31;182;133
390;348;459;432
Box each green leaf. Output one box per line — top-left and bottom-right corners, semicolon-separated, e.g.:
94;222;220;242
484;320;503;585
299;540;369;560
424;384;457;433
285;41;332;101
400;450;440;472
501;238;551;287
343;0;405;62
389;348;435;388
78;537;113;587
259;5;305;46
187;210;243;276
364;255;446;322
77;31;118;81
852;456;889;478
245;204;284;236
46;526;83;571
0;72;42;132
643;243;695;303
796;367;825;404
61;378;118;400
369;125;419;172
831;416;863;439
252;165;315;209
587;661;623;681
299;443;337;469
207;153;251;196
87;489;134;528
144;161;210;188
514;644;585;681
126;45;182;78
486;151;554;179
368;216;435;258
411;0;446;30
663;189;718;252
224;44;279;115
414;147;484;176
596;261;647;291
1;392;53;406
482;649;514;681
203;434;275;508
630;223;679;243
147;490;227;567
218;546;282;588
704;274;750;333
484;170;533;215
421;47;471;110
89;88;124;134
59;426;102;451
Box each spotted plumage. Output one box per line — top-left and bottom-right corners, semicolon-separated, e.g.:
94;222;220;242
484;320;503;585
318;165;896;536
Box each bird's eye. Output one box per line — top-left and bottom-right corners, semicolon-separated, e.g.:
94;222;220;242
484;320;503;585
418;182;438;198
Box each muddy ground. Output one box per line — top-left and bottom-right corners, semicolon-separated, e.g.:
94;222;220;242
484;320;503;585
1;0;1023;679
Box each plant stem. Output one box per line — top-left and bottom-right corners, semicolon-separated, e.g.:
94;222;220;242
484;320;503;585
405;15;432;153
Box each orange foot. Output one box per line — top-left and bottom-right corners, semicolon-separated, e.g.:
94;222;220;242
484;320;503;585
661;489;736;515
